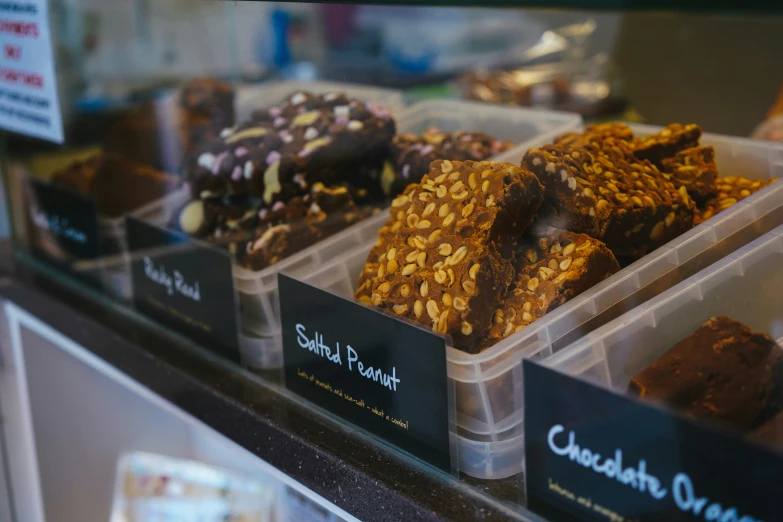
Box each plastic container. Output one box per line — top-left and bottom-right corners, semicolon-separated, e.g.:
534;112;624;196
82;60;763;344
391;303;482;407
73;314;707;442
238;334;283;371
546;222;783;401
234;100;583;368
295;125;783;479
234;80;407;121
234;210;389;368
397;99;582;168
96;187;191;301
98;186;191;254
110;452;275;522
229;79;408;347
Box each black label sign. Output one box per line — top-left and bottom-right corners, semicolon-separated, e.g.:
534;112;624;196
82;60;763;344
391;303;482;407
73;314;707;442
279;274;453;473
127;217;240;360
26;177;101;273
524;360;783;522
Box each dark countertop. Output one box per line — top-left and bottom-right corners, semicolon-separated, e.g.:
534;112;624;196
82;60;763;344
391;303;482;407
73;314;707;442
0;244;545;522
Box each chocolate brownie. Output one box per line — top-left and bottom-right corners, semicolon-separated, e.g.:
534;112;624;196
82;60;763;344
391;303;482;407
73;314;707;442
50;155;100;194
386;128;512;196
104;99;177;172
51;153;181;217
89;155;181;217
178;183;365;270
661;146;718;203
356;160;544;351
105;78;235;173
187;91;395;205
632;123;702;166
695;176;779;225
179;77;235;128
241;184;366;270
178;77;236;154
355;220;398;301
523;143;695;259
479;229;619;349
177;194;259;240
629;317;783;431
555;123;635;148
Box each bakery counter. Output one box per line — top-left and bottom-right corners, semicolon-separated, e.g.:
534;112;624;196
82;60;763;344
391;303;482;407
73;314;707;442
292;122;783;480
0;241;545;522
6;79;580;349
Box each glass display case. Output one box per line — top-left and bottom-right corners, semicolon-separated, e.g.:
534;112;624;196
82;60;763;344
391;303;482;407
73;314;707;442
2;2;783;521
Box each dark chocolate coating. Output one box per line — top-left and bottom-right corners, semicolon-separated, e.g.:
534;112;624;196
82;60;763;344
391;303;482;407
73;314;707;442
629;316;783;432
186;91;395;205
240;184;366;270
176;183;366;271
387;128;511;196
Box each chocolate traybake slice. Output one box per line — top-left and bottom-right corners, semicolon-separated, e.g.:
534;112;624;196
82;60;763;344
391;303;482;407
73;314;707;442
629;316;783;432
356;159;544;351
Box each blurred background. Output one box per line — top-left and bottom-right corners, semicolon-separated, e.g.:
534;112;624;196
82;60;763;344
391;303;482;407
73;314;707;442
45;2;783;136
4;1;781;240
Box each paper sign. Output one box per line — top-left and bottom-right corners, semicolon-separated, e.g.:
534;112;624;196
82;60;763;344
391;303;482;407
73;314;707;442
0;0;63;142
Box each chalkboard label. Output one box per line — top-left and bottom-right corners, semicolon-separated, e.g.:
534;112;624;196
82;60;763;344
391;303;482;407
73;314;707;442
26;177;101;282
127;217;240;360
524;360;783;522
279;274;454;473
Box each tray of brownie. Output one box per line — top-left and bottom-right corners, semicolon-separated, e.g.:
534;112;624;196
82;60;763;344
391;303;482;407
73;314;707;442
547;222;783;450
293;122;783;479
20;151;189;301
383;99;582;195
222;98;582;366
177;86;403;357
17;77;241;299
106;79;407;311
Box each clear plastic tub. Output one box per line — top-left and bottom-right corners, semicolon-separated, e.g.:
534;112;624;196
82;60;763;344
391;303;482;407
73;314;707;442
234;211;389;341
546;222;783;405
98;186;191;253
295;125;783;479
234;100;583;367
238;322;283;370
394;99;583;167
96;187;191;301
234;80;407;121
